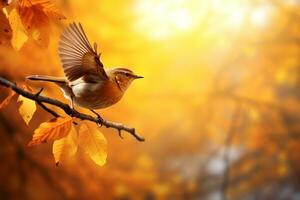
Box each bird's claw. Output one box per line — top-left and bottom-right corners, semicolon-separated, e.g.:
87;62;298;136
97;119;104;127
118;129;123;139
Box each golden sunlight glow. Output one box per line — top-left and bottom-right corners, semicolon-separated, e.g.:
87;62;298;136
211;0;248;27
250;5;272;27
134;0;198;39
133;0;273;40
227;7;247;27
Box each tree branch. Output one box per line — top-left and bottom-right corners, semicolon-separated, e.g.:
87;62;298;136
0;77;145;142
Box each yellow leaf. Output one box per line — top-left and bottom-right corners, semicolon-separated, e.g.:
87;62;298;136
8;8;28;50
28;116;72;146
0;90;15;109
17;95;36;124
52;125;78;165
78;123;107;166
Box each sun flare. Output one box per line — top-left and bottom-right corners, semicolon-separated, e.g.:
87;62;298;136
133;0;273;40
134;0;198;39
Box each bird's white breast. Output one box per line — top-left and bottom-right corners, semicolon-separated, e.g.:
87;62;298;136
70;78;103;97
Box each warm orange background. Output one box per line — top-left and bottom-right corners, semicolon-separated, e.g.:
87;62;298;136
1;0;300;199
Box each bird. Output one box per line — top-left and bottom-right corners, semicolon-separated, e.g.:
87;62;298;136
26;22;143;119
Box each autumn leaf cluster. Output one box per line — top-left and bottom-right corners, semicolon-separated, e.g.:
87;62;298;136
0;83;108;166
0;0;109;167
0;0;65;50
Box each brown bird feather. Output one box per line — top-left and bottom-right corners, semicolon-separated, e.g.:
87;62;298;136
58;22;108;82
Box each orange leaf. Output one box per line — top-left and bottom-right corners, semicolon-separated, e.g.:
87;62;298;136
17;0;65;46
0;8;12;46
28;116;73;146
34;0;66;19
0;83;32;110
0;90;16;109
18;0;65;30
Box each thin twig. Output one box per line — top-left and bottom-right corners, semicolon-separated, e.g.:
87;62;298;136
37;101;59;118
0;77;145;142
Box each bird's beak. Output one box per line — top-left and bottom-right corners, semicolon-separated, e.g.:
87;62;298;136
133;75;144;79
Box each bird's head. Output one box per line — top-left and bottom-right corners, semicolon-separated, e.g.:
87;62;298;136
107;68;143;92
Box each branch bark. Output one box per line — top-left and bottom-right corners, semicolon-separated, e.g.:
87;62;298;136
0;77;145;142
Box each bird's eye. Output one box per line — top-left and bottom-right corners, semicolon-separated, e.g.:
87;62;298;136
125;73;130;77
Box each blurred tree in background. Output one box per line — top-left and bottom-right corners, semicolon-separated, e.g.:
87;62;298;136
0;0;300;199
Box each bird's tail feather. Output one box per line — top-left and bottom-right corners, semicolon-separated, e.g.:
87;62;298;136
26;75;66;83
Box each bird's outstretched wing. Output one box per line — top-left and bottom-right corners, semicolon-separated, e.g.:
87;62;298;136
58;22;108;82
